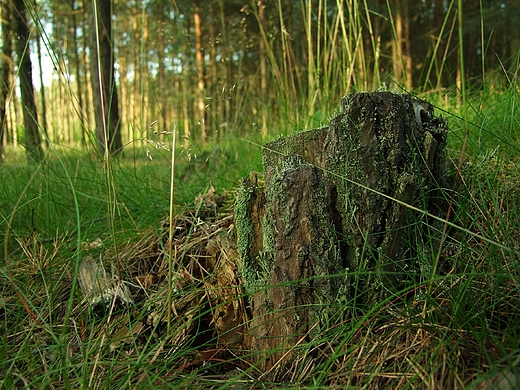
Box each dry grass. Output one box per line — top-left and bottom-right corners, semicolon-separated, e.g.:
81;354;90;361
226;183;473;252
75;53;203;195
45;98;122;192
2;172;520;388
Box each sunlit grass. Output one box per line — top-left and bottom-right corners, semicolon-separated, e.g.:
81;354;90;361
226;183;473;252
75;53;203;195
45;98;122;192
1;0;520;388
2;83;519;388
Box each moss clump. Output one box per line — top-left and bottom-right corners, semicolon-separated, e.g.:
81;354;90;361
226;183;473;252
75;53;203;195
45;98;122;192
234;176;266;295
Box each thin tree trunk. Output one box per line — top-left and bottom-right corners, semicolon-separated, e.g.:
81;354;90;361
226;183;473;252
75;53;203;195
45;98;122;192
218;0;231;130
10;85;19;145
392;1;403;84
87;0;122;157
181;12;191;147
81;10;92;134
140;12;149;139
71;0;87;146
35;16;49;146
156;15;166;132
259;0;268;137
434;0;445;88
59;56;68;143
12;0;43;163
193;1;206;142
208;2;218;136
131;11;138;141
118;17;128;143
182;78;190;149
0;0;13;162
403;0;412;88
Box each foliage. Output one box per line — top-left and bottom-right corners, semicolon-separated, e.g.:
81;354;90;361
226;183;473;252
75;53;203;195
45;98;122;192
0;0;519;388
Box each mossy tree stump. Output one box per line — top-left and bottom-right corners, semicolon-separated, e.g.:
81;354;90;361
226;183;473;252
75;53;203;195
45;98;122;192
235;92;449;371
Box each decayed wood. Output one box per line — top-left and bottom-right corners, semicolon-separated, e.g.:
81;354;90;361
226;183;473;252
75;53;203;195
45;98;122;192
244;158;341;370
235;92;449;371
78;256;133;314
322;92;448;303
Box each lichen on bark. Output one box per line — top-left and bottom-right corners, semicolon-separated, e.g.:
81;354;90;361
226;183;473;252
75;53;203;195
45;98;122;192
234;176;266;295
323;92;448;303
243;156;342;370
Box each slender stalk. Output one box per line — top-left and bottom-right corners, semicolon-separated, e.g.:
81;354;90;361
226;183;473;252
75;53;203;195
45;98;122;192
167;126;176;331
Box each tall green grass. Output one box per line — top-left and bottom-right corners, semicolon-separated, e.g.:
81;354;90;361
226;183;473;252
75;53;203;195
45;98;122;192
3;83;518;388
1;0;520;388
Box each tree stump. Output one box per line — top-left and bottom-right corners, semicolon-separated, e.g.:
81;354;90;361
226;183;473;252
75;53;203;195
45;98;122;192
235;92;449;372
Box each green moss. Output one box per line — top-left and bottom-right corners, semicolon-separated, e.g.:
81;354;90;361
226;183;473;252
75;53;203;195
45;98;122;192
234;177;260;292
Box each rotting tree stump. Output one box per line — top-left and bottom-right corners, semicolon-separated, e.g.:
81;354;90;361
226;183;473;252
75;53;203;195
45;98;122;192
235;92;449;372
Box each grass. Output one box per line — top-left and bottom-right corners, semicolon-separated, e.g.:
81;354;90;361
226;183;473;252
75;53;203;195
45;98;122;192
1;137;264;388
2;0;520;387
1;138;262;243
2;83;520;389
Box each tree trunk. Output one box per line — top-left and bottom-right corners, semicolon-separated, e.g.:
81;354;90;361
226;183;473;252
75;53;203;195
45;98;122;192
118;15;129;144
156;13;166;132
392;1;403;84
35;13;49;147
12;0;43;163
207;2;218;136
403;0;412;88
131;10;139;141
81;8;93;134
193;1;206;142
70;0;87;146
259;0;268;137
235;92;449;372
87;0;122;157
218;0;231;132
0;0;13;162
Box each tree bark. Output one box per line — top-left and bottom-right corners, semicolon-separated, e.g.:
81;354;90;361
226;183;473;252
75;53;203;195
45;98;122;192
193;1;206;142
156;10;167;132
0;0;13;162
35;11;49;147
87;0;122;157
403;0;412;88
12;0;43;163
218;0;231;133
392;1;403;84
236;92;449;372
70;0;87;146
259;0;268;137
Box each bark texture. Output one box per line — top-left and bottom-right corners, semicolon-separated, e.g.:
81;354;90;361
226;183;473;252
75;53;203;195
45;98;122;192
235;92;449;371
0;0;13;162
12;0;43;163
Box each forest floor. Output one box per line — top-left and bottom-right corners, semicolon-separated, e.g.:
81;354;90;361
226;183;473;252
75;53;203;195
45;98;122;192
2;95;520;389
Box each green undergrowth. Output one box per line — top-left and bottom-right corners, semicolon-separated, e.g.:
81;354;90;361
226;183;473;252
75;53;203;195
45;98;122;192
1;86;520;388
0;137;263;247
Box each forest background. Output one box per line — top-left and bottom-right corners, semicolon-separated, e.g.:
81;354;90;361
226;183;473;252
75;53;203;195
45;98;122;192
1;0;518;162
